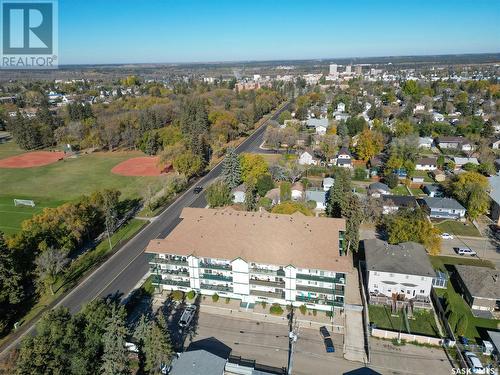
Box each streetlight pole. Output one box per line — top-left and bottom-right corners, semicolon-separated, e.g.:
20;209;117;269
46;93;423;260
287;304;298;375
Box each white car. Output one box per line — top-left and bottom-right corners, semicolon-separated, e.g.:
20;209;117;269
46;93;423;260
178;305;196;328
463;351;486;374
440;233;454;240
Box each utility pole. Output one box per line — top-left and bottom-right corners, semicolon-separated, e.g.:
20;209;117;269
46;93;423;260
287;304;298;375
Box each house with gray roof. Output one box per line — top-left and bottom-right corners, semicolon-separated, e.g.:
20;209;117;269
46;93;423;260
305;189;326;210
488;174;500;226
169;349;226;375
363;239;434;306
305;118;329;135
367;182;391;197
454;265;500;313
420;197;466;219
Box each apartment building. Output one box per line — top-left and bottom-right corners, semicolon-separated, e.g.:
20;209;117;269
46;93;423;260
145;207;351;313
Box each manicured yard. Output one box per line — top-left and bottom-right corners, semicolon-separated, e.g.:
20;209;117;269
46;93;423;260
429;255;495;273
435;220;481;237
409;188;425;196
368;305;440;337
0;140;24;159
390;185;410;195
412;171;433;183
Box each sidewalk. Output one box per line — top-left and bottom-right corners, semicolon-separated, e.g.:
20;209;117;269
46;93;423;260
199;298;344;333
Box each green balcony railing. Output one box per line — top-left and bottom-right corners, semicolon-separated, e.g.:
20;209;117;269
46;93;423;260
296;295;343;307
250;289;285;299
250;268;285;277
151;275;190;288
148;255;188;266
296;273;337;283
249;279;285;288
199;262;232;271
296;284;334;295
200;283;233;292
201;274;233;282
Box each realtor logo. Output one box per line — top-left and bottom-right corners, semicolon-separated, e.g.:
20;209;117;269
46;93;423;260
1;0;58;68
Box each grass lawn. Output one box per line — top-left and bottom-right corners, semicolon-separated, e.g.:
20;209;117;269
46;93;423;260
410;188;425;196
430;255;496;272
368;305;440;337
0;195;66;235
412;171;433;183
390;185;410;195
435;220;481;237
0;141;24;159
0;147;164;234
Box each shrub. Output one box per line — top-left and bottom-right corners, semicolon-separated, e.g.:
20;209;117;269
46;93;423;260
186;290;196;300
384;173;399;189
313;310;317;316
270;304;284;315
212;293;219;302
325;311;333;318
261;301;267;309
225;297;230;304
299;304;307;315
171;290;184;301
258;197;273;210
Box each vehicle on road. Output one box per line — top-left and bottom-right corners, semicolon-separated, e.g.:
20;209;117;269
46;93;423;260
319;326;331;339
324;337;335;353
463;351;485;374
454;247;477;256
193;186;203;194
178;305;197;328
440;233;454;240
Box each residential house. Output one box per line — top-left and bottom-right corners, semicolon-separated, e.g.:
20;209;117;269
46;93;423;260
363;239;434;308
298;151;317;166
436;136;472;152
420;197;466;219
334;147;353;169
336;102;346;113
232;184;246;204
418;137;433;149
415;157;437;171
367;182;391;197
291;182;304;201
334;113;350;121
453;157;479;170
488;174;500;226
432;112;445;122
491;139;500;150
305;118;329;135
146;207;350;312
454;265;500;313
413;103;426;113
305;190;327;210
322;177;334;192
169;349;226;375
431;169;446;182
381;196;418;214
265;188;280;206
423;184;443;198
369;156;383;176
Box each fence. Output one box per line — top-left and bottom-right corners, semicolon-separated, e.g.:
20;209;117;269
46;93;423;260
371;328;443;346
357;261;371;363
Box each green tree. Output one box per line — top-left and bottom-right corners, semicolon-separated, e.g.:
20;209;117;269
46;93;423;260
280;181;292;202
239;153;269;184
144;314;173;375
384;173;399;189
101;304;130;375
173;151;205;179
244;183;257;211
205;180;232;208
278;110;292;125
35;247;69;295
450;171;490;219
221;147;241;189
326;169;351;217
355;129;384;161
256;174;274;197
271;202;313;216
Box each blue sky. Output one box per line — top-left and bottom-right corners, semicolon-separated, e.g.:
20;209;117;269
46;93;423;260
59;0;500;64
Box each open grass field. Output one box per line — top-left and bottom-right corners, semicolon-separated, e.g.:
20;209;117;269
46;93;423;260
368;305;440;337
435;220;481;237
0;142;165;234
390;185;410;195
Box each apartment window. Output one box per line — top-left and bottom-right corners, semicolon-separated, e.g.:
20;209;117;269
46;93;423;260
389;273;394;278
387;289;391;293
373;284;378;289
421;277;425;281
320;271;324;276
420;289;425;294
405;275;409;279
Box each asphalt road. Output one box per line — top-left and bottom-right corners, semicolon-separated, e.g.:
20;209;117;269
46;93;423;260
0;102;290;357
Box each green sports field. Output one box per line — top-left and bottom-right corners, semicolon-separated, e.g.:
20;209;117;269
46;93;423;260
0;142;165;235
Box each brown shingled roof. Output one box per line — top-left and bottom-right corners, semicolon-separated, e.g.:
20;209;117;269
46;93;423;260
146;207;351;272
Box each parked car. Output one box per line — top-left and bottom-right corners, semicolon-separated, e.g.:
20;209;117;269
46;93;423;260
319;326;331;339
178;305;197;328
193;186;203;194
324;337;335;353
454;247;477;256
440;233;454;240
463;351;486;374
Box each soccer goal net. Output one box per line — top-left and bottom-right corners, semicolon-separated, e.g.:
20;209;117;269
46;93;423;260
13;199;35;207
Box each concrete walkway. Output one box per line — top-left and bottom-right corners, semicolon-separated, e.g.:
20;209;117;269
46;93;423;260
343;271;368;363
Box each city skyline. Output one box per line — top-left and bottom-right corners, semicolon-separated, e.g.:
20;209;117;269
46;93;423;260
59;0;500;64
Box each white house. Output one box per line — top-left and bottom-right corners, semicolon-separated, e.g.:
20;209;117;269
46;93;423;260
336;102;345;113
232;184;246;204
364;239;435;305
305;190;327;210
415;157;437;171
334;147;352;169
334;113;350;121
491;139;500;150
291;182;304;201
323;177;335;192
432;112;445;122
418;137;433;149
298;151;317;166
413;103;425;113
305;118;329;135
